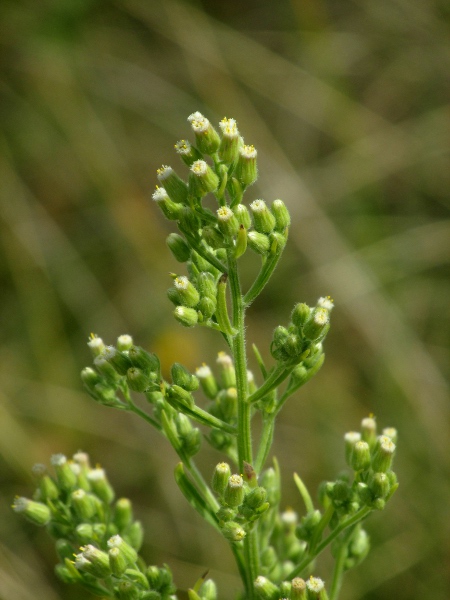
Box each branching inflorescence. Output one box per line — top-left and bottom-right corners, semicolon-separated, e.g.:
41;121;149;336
14;112;398;600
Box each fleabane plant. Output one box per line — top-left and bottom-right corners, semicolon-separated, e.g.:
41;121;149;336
14;112;399;600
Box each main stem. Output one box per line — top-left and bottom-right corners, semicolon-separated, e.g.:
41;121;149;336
227;251;259;599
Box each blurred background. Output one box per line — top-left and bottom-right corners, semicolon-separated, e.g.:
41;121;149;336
1;0;449;598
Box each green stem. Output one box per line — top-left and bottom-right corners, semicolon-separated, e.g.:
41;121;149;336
227;249;258;599
329;527;355;600
243;241;285;307
287;506;372;579
247;363;289;404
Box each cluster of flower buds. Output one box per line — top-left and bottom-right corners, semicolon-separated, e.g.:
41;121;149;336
13;453;174;599
341;416;398;512
211;461;270;543
82;334;162;405
151;112;292;331
271;297;334;366
253;574;329;600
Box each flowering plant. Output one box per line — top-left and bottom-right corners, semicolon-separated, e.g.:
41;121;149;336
14;112;398;600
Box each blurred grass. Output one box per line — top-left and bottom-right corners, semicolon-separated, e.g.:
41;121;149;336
0;0;449;598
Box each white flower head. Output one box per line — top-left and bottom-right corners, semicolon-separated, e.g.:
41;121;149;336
250;199;266;213
307;576;325;593
188;112;209;132
175;139;191;155
174;276;189;290
156;165;173;180
196;364;212;378
239;144;257;159
219;117;239;138
51;453;67;467
317;296;334;310
152;186;168;202
190;160;208;176
217;206;234;221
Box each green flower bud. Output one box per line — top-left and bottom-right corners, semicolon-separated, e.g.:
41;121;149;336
212;462;232;496
76;523;97;544
128;346;160;376
350;440;371;472
291;577;307;600
217;387;237;421
234;203;252;229
12;497;51;526
296;510;322;541
175;139;203;166
198;297;216;319
284;333;302;357
234;145;258;186
344;431;362;466
87;467;115;504
302;308;330;342
248;231;270;255
200;579;217;600
32;464;60;501
291;303;311;329
189;160;219;197
224;474;245;507
250;200;276;234
116;581;140;600
87;334;105;357
55;562;82;584
218;117;241;163
356;482;372;505
103;346;133;376
197;272;217;300
306;576;328;600
107;534;138;566
361;416;377;448
108;546;128;576
71;488;98;521
188;112;221;155
174;305;198;327
244;487;267;510
259;467;279;505
51;454;78;491
196;364;218;399
171;362;199;391
157;165;188;205
271;199;291;231
247;370;257;394
221;521;246;542
281;508;298;533
369;472;390;499
125;520;144;551
90;357;119;385
167;384;195;409
216;506;236;522
371;436;396;473
152;186;183;220
171;275;200;308
202;225;226;250
179;205;201;232
382;427;398;444
116;334;133;351
261;546;277;570
254;575;279;600
126;367;151;392
216;352;236;388
166;233;191;262
217;206;240;238
75;544;111;578
269;230;287;255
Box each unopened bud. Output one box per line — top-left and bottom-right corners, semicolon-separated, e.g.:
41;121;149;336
221;521;246;542
224;474;245;507
291;303;311;328
87;467;115;504
167;233;191;262
361;416;377;448
75;545;111;578
344;431;361;466
369;472;390;499
254;575;279;600
350;440;371;472
216;352;236;387
196;364;218;399
371;436;396;473
302;308;330;342
271;199;291;231
71;489;97;521
188;112;221;155
171;362;199;391
306;576;328;600
12;497;51;526
218;117;241;163
127;367;151;392
156;165;188;204
107;534;138;566
152;186;183;220
189;160;219;197
103;346;133;376
212;462;232;496
248;231;270;255
217;206;239;238
117;334;133;351
87;334;105;357
234;203;252;229
250;199;276;234
174;305;198;327
51;454;77;491
234;145;258;186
